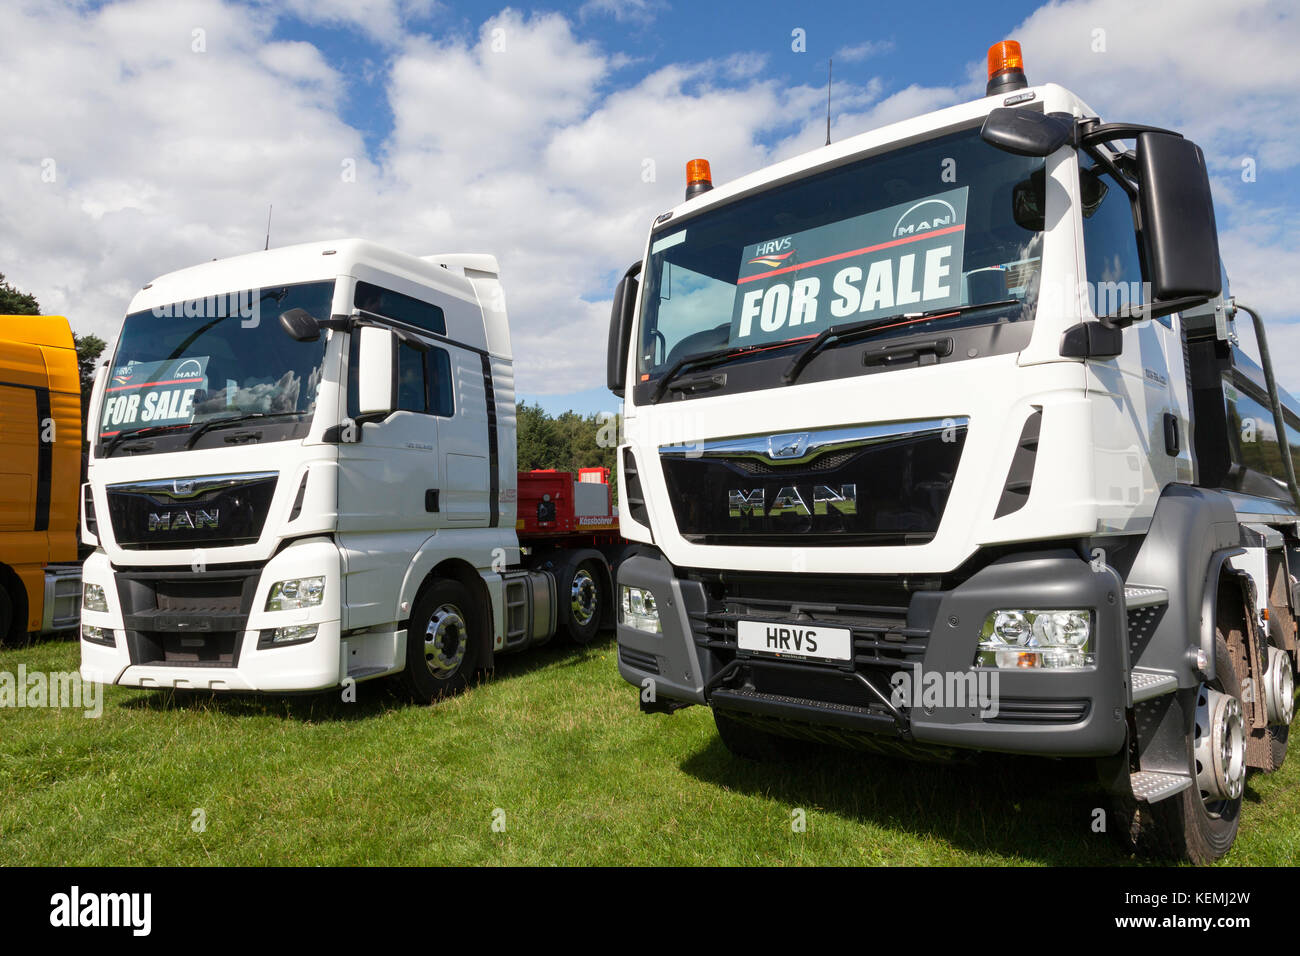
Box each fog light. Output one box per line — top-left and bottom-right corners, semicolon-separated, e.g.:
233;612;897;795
266;577;325;611
82;583;109;613
82;624;114;647
978;609;1093;669
258;624;319;648
620;585;661;633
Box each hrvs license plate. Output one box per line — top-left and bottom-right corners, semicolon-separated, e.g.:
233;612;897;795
736;619;852;662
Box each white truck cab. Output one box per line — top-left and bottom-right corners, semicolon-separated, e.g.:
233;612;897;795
81;239;619;702
606;41;1299;863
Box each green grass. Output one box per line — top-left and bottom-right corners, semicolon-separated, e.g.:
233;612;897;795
1;634;1297;865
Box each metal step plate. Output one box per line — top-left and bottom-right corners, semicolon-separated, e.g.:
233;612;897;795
1130;667;1178;702
1124;585;1169;609
1130;770;1192;803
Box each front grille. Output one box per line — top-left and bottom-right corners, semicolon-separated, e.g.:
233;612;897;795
685;571;933;720
689;598;927;668
983;697;1091;724
106;472;278;550
619;646;660;674
660;420;967;547
114;564;260;668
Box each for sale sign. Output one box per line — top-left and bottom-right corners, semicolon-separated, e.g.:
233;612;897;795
100;357;209;436
728;187;969;347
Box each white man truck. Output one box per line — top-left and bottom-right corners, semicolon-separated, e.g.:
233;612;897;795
606;40;1299;863
79;239;621;704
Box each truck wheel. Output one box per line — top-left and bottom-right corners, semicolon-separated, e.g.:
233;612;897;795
559;560;604;645
713;710;810;762
1265;647;1294;769
1132;634;1245;864
400;579;481;704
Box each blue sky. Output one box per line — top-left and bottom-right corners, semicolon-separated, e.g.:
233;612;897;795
2;0;1297;416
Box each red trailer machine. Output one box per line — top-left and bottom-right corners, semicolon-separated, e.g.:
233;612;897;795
516;468;626;643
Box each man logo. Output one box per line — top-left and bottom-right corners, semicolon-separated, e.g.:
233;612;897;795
893;198;960;238
768;433;809;460
172;479;195;496
148;510;219;531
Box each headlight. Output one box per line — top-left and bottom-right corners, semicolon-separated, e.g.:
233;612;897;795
82;624;114;647
977;609;1093;669
620;585;661;634
265;576;325;611
258;624;319;648
82;583;109;613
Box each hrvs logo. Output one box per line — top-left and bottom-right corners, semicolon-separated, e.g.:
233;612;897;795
148;509;220;531
728;485;857;518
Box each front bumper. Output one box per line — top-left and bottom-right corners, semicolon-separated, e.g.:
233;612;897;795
78;539;362;693
615;549;1129;757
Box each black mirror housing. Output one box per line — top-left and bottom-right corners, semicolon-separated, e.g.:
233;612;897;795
980;108;1075;157
1137;132;1221;300
279;308;321;342
607;262;640;395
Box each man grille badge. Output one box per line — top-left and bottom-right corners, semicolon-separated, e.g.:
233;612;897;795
173;479;195;496
768;433;809;460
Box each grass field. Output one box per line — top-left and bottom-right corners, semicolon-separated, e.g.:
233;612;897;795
1;632;1297;866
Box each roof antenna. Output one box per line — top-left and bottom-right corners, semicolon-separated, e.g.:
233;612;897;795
264;204;273;251
825;58;833;146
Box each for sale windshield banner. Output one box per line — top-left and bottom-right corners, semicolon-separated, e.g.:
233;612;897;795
100;357;209;435
728;186;969;347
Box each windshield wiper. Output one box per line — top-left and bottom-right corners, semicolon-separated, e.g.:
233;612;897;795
183;411;305;449
781;299;1022;385
650;339;806;404
101;424;189;457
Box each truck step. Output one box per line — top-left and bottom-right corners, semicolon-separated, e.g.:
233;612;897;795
1129;770;1192;804
1130;667;1178;702
1123;585;1169;609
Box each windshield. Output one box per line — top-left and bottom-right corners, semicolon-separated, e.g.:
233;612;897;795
638;125;1046;387
97;280;333;454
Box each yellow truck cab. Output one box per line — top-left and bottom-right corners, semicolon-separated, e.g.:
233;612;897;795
0;316;82;643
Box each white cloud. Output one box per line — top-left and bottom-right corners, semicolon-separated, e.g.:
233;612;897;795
834;39;892;63
1;0;1296;403
578;0;666;26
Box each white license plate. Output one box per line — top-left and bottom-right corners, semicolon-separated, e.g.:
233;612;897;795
736;619;853;662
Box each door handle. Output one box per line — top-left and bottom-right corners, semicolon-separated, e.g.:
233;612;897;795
425;489;439;512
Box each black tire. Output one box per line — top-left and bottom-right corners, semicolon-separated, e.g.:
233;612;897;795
1129;633;1243;864
558;559;604;645
0;586;12;647
1267;722;1288;770
399;579;481;704
713;709;811;762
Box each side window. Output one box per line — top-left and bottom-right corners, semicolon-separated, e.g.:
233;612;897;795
427;347;454;417
1079;154;1146;319
396;343;426;413
354;281;447;336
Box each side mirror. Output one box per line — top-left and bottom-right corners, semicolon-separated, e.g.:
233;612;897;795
980;108;1075;157
279;308;321;342
88;362;108;445
607;261;641;395
356;326;396;417
1136;132;1221;301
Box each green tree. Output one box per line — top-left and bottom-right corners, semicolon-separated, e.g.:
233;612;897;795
515;399;619;499
0;272;40;314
